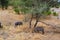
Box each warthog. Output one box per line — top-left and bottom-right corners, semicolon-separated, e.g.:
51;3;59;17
33;27;44;34
0;22;3;28
15;21;23;27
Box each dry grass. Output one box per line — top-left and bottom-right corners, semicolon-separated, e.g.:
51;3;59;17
0;7;60;40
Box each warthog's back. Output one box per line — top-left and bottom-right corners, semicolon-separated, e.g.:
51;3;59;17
15;21;23;26
33;27;44;34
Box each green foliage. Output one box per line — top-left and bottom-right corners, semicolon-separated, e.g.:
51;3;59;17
8;0;59;16
20;7;30;14
48;0;59;7
42;10;51;16
9;0;20;6
53;12;58;16
0;0;58;14
20;0;49;14
14;7;20;14
47;11;52;15
9;0;21;14
0;0;9;9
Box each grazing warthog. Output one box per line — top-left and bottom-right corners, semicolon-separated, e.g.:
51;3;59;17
15;21;23;27
33;27;44;34
0;22;3;28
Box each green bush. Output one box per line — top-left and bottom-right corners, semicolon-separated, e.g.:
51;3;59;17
14;7;20;14
42;10;51;16
53;12;58;16
47;11;51;15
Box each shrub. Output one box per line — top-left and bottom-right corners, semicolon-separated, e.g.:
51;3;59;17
42;10;52;16
53;12;58;16
14;7;20;14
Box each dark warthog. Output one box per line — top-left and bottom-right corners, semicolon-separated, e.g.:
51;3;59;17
0;22;3;28
33;27;44;34
15;21;23;27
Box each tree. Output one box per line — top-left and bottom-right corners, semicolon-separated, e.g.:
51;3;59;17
48;0;59;8
10;0;58;28
18;0;58;28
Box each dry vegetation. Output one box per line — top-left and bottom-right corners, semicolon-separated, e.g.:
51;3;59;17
0;7;60;40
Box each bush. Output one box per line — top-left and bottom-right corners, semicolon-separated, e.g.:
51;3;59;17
42;10;51;16
47;11;52;15
14;7;20;14
53;12;58;16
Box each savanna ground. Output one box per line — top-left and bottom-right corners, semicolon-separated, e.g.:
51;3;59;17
0;6;60;40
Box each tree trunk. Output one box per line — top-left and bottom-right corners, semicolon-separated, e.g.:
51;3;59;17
34;13;39;28
29;14;33;28
34;19;38;28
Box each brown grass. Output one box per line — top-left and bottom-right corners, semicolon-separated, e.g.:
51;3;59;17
0;7;60;40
